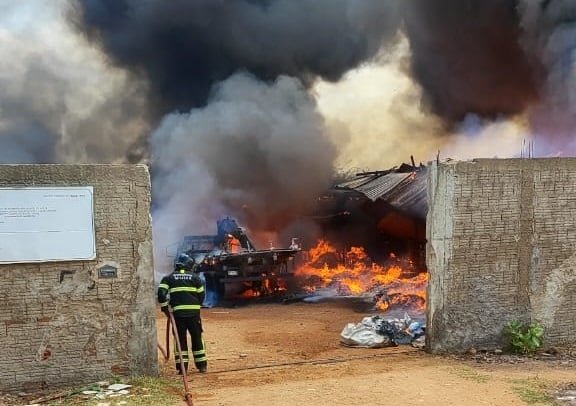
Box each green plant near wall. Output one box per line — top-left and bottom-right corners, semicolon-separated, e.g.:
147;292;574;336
505;321;545;354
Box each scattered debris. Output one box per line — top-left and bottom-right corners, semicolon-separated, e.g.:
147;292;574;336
554;383;576;405
451;348;576;365
107;383;132;391
26;388;80;405
411;335;426;349
340;313;426;348
17;381;135;405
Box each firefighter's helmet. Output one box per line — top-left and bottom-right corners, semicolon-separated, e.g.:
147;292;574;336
174;253;195;271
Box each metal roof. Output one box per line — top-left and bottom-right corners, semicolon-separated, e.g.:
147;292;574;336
336;168;428;219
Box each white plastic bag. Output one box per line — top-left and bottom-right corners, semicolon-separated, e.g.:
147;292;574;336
340;323;392;348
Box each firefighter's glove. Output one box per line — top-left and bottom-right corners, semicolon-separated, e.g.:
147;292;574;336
161;306;170;316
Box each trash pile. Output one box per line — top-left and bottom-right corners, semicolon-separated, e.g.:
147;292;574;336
340;313;426;349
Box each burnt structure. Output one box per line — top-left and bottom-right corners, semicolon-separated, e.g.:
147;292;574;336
176;217;300;304
312;162;427;273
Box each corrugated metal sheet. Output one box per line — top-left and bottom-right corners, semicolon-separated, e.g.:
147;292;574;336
337;174;382;190
336;169;428;219
340;173;411;202
380;172;427;218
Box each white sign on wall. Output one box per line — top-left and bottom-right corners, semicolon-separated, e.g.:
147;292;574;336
0;187;96;263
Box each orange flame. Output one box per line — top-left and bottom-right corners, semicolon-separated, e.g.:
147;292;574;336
225;234;242;253
296;240;428;312
240;274;288;298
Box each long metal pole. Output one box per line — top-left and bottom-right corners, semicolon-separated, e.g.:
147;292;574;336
165;316;171;360
157;316;171;360
167;310;194;406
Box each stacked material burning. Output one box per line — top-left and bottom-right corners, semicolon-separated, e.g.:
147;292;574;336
295;240;427;315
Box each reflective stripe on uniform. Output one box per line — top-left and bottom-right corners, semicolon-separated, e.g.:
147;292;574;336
174;349;190;355
169;286;203;293
174;350;190;359
194;338;207;362
172;304;201;311
159;302;169;307
158;283;169;290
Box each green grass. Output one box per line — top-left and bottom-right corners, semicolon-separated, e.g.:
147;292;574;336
511;378;558;405
449;365;490;383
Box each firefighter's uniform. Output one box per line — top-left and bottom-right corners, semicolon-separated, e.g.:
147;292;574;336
158;259;207;373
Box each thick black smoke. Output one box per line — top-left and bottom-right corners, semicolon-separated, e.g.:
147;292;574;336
73;0;401;115
402;0;540;124
72;0;403;265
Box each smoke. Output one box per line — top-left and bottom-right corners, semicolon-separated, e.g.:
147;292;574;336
72;0;401;114
440;115;529;160
519;0;576;155
71;0;404;268
0;0;149;164
402;0;539;124
399;0;576;155
315;39;445;170
315;38;531;169
151;72;337;262
5;0;576;277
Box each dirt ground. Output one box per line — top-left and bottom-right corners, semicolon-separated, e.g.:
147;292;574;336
157;302;576;406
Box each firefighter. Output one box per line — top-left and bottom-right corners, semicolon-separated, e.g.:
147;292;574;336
158;253;208;374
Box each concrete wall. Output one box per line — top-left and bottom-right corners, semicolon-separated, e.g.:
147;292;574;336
427;158;576;353
0;165;158;392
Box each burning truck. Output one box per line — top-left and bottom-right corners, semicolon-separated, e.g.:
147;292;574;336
175;217;301;305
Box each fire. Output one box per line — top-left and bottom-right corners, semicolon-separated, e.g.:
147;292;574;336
224;234;242;253
240;274;288;298
295;240;428;312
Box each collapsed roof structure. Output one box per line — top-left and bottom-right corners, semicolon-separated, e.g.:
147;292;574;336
336;163;428;220
313;161;428;270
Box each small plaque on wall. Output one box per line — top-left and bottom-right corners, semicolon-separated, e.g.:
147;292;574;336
98;264;118;279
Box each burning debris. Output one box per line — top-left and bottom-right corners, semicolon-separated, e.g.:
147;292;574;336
312;162;428;274
295;240;428;313
174;217;301;306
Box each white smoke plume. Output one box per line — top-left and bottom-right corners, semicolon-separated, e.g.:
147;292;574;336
150;72;337;271
519;0;576;156
441;115;529;160
315;40;444;170
0;0;148;164
315;39;529;169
